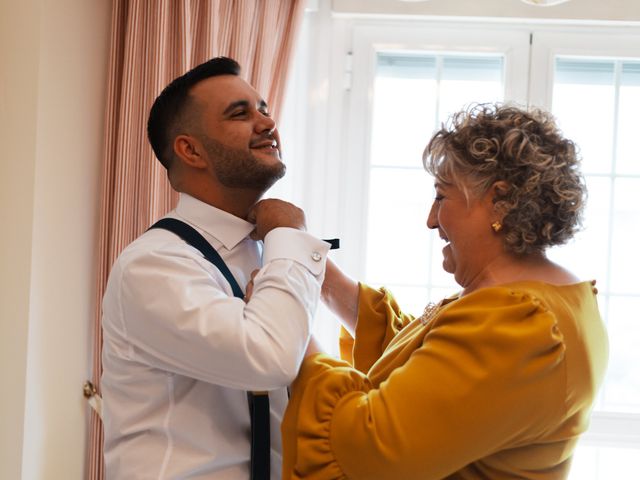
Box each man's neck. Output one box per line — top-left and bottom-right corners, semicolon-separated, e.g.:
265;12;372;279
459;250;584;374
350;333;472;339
185;186;262;220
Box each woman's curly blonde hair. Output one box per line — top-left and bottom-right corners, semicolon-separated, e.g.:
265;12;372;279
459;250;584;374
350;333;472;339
424;103;586;256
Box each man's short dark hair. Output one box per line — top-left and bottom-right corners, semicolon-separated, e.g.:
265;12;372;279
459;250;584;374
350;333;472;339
147;56;241;170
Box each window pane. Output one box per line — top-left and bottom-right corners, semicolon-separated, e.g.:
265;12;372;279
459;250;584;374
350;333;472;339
617;63;640;175
365;167;432;286
609;178;640;294
372;54;437;168
439;56;504;122
603;296;640;413
552;56;640;419
569;445;640;479
366;52;504;298
553;59;615;175
371;53;504;168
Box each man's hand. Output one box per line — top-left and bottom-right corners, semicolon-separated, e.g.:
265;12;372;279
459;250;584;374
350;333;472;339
247;199;306;241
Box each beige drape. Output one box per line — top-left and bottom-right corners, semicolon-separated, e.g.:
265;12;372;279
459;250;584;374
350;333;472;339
87;1;305;478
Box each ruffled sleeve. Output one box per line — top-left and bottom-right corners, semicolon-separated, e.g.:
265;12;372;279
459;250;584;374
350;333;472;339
339;284;414;372
281;354;370;479
282;286;568;480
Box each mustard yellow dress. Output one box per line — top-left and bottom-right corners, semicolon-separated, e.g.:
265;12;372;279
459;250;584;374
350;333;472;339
282;281;608;479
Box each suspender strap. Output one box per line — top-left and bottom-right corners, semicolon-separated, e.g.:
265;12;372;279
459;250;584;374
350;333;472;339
148;217;270;480
248;392;270;480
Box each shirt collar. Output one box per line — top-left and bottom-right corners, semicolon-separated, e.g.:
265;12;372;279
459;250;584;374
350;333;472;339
174;193;255;251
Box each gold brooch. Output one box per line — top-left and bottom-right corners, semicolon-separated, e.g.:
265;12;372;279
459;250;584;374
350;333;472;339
418;301;442;325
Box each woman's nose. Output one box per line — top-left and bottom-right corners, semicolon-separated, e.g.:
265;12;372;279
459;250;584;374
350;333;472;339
426;202;438;230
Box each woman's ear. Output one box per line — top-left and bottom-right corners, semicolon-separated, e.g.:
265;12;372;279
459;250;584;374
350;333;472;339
489;181;510;219
491;180;510;200
173;134;208;169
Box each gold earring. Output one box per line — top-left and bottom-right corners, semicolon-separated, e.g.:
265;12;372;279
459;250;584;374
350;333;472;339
491;221;502;233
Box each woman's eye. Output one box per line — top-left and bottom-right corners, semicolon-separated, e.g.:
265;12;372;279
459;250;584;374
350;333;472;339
434;194;444;202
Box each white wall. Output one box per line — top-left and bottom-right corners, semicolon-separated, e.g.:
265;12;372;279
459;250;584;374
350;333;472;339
0;1;41;478
0;0;110;478
333;0;640;22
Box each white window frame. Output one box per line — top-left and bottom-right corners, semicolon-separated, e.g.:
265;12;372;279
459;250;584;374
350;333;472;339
529;28;640;107
342;21;530;278
529;26;640;451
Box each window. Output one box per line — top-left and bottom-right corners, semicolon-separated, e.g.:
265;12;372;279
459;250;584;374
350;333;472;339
549;57;640;414
338;22;530;311
540;55;640;477
366;53;504;313
280;12;640;479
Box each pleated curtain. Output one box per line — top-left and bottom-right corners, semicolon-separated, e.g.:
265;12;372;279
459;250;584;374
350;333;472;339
87;1;305;478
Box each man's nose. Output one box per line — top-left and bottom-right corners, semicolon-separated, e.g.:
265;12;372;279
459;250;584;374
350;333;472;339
256;112;276;134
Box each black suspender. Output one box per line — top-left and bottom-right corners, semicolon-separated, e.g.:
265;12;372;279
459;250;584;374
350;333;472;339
150;218;244;297
148;217;270;480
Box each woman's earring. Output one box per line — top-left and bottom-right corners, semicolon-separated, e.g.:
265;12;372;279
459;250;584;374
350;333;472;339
491;221;502;233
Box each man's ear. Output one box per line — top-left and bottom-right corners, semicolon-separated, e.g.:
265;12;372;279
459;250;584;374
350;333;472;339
173;134;207;169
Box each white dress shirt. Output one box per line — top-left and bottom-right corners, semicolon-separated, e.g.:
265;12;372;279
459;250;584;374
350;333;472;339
101;193;329;479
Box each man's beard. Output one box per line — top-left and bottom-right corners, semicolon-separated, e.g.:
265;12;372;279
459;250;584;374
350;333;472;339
200;135;286;191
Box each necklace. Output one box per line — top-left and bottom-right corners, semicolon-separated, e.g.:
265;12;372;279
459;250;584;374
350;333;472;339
417;301;443;325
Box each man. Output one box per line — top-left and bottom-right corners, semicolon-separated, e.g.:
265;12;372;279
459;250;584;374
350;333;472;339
101;57;329;479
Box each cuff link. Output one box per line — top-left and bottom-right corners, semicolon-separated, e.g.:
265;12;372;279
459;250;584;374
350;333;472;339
311;251;323;262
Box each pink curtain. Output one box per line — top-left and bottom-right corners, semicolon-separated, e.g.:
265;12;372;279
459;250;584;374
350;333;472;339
87;1;305;478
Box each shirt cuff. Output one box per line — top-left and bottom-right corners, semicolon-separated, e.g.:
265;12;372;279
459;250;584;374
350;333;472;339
263;228;331;276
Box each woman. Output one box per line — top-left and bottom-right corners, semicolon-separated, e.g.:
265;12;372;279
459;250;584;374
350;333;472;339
281;104;608;479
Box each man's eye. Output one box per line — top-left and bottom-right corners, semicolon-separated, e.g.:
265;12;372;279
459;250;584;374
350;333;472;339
231;110;247;118
259;109;271;118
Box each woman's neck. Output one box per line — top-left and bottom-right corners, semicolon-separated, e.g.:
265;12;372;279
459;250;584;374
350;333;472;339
461;252;577;296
